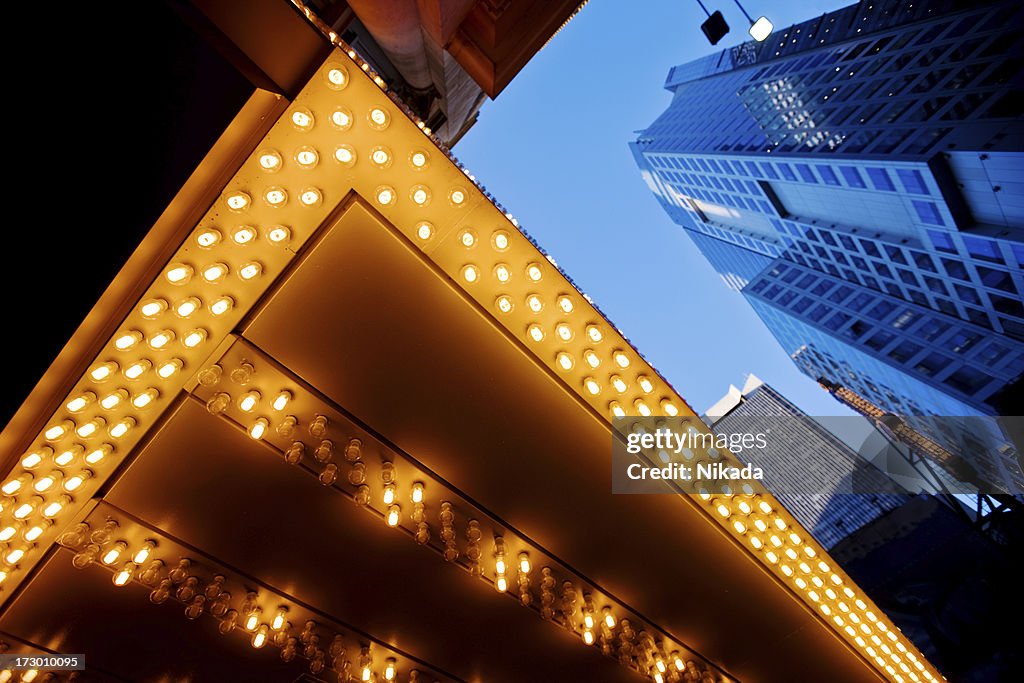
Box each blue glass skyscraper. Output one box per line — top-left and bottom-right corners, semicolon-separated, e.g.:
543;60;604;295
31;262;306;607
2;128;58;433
631;0;1024;493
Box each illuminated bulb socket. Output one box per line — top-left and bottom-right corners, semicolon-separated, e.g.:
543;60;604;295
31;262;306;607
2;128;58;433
239;391;261;413
384;658;397;681
491;230;510;251
114;330;143;351
609;401;625;417
85;445;112;465
21;448;52;469
613;351;630;368
5;547;28;566
555;352;574;371
66;391;96;413
33;473;61;493
122;360;150;382
555;324;573;342
290;108;314;131
325;65;348;89
157;359;183;379
334;145;356;166
264;187;288;207
202;296;232;319
147;329;175;350
249;418;269;441
132;388;159;409
44;420;74;442
495;295;514;314
76;418;105;439
583;350;601;368
410;185;431;206
251;624;270;649
459;229;477;248
462;265;480;283
225;192;251;212
13;497;41;519
493;264;511;283
139;299;168;318
298;188;322;207
2;474;31;496
367;107;390;130
272;391;291;411
527;324;545;342
63;470;92;492
495;576;508;593
411;482;425;504
583;378;600;396
414;221;434;241
526;295;543;313
42;495;71;518
24;521;51;542
375;186;396;206
330;108;353;131
182;328;208;348
109;417;136;439
557;295;574;313
257;149;282;173
525;263;543;282
113;562;137;586
195;229;222;248
409;149;429;170
231;226;257;246
370;146;392;169
448;188;467;206
165;263;194;285
386;504;401;527
294;146;319;169
610;376;627;394
638;376;654;393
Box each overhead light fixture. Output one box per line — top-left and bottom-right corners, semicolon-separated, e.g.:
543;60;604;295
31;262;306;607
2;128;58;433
732;0;773;42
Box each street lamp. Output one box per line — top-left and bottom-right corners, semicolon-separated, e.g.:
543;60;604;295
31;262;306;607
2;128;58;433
695;0;730;46
732;0;774;42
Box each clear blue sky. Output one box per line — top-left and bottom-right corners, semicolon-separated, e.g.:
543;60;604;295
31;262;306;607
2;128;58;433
455;0;852;417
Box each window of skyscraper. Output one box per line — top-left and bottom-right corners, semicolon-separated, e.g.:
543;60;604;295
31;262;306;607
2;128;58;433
962;235;1004;263
927;230;957;253
866;167;895;191
817;165;841;185
778;163;798;181
796;164;819;183
759;162;779;179
912;200;945;225
839;166;866;188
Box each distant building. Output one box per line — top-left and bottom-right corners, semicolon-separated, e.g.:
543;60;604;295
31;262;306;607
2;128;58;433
705;375;907;548
632;0;1024;493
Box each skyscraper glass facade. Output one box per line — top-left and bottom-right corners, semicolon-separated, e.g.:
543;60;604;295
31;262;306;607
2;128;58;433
631;0;1024;493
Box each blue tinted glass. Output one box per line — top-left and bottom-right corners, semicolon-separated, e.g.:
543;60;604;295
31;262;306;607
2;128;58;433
913;200;944;226
896;169;930;195
796;164;818;183
962;235;1002;262
867;168;895;191
778;164;798;181
746;180;759;194
840;166;866;188
817;166;840;185
759;200;772;213
760;162;779;179
746;161;761;176
928;230;956;253
732;161;749;176
1012;243;1024;266
697;158;711;172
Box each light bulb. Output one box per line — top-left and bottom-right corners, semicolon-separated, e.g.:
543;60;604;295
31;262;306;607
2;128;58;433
165;263;193;284
86;445;111;465
556;352;574;371
148;329;175;350
291;108;314;130
527;324;544;342
334;145;355;165
555;323;572;341
266;391;289;412
369;108;389;128
526;295;543;312
460;230;476;247
449;189;466;205
411;185;430;205
258;149;282;172
410;150;428;168
239;391;261;412
76;418;104;438
331;105;353;129
496;295;513;314
157;359;183;378
44;420;73;441
609;376;627;394
22;523;47;543
525;263;542;282
113;562;137;586
494;264;511;282
415;222;433;240
584;378;600;395
383;484;396;505
114;331;142;350
370;147;391;167
249;418;269;440
133;540;156;564
586;325;603;343
100;389;128;409
34;472;60;492
749;16;774;42
557;295;573;313
64;471;92;492
299;188;322;206
183;329;207;348
2;474;30;495
21;448;50;469
613;351;630;368
103;541;127;565
583;630;595;645
90;361;118;381
245;608;262;632
132;388;158;409
122;359;152;381
109;417;135;439
462;265;479;283
239;262;262;280
210;296;234;316
66;391;96;413
634;400;652;416
252;624;269;648
272;606;288;630
386;505;401;527
584;350;600;368
196;228;221;248
14;499;38;519
0;526;16;541
603;607;616;629
384;658;396;681
5;547;26;564
638;376;654;393
411;482;424;504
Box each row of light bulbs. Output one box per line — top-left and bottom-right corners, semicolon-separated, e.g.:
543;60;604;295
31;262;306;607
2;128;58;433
620;418;940;683
57;517;440;682
195;355;725;683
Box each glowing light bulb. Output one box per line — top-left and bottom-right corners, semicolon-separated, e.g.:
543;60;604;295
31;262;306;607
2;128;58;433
14;500;36;519
157;359;183;379
299;188;322;206
90;361;118;381
386;504;401;527
21;671;38;683
450;189;466;205
554;323;572;341
33;473;59;492
654;673;664;683
384;658;396;681
249;418;269;440
370;147;391;167
494;264;511;283
583;350;600;368
132;388;158;409
635;399;651;415
410;150;429;169
331;106;353;129
369;108;389;128
2;475;29;495
66;391;96;413
584;378;600;395
27;521;53;542
196;228;221;248
57;447;84;467
207;296;233;317
295;147;318;169
496;295;513;314
103;541;127;565
86;445;111;465
271;606;288;630
258;150;282;172
109;417;135;439
411;186;430;205
411;482;424;504
113;562;136;586
267;226;290;244
603;607;616;629
527;324;544;342
269;391;290;412
382;484;396;505
183;329;207;348
415;222;433;240
526;263;542;281
462;265;479;283
21;448;49;469
252;624;269;648
0;526;15;542
519;552;531;574
496;576;508;592
556;352;574;371
613;351;630;368
5;547;25;564
175;296;201;316
239;391;261;412
122;360;149;381
609;401;625;417
114;331;142;350
77;418;106;438
202;263;228;283
45;420;73;441
334;145;355;165
165;263;193;284
291;109;314;130
264;188;287;206
586;325;603;343
460;230;476;247
132;540;155;564
148;329;174;349
661;400;679;416
611;376;627;393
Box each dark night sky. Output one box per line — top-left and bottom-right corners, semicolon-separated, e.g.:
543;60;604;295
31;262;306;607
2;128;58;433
5;1;253;426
